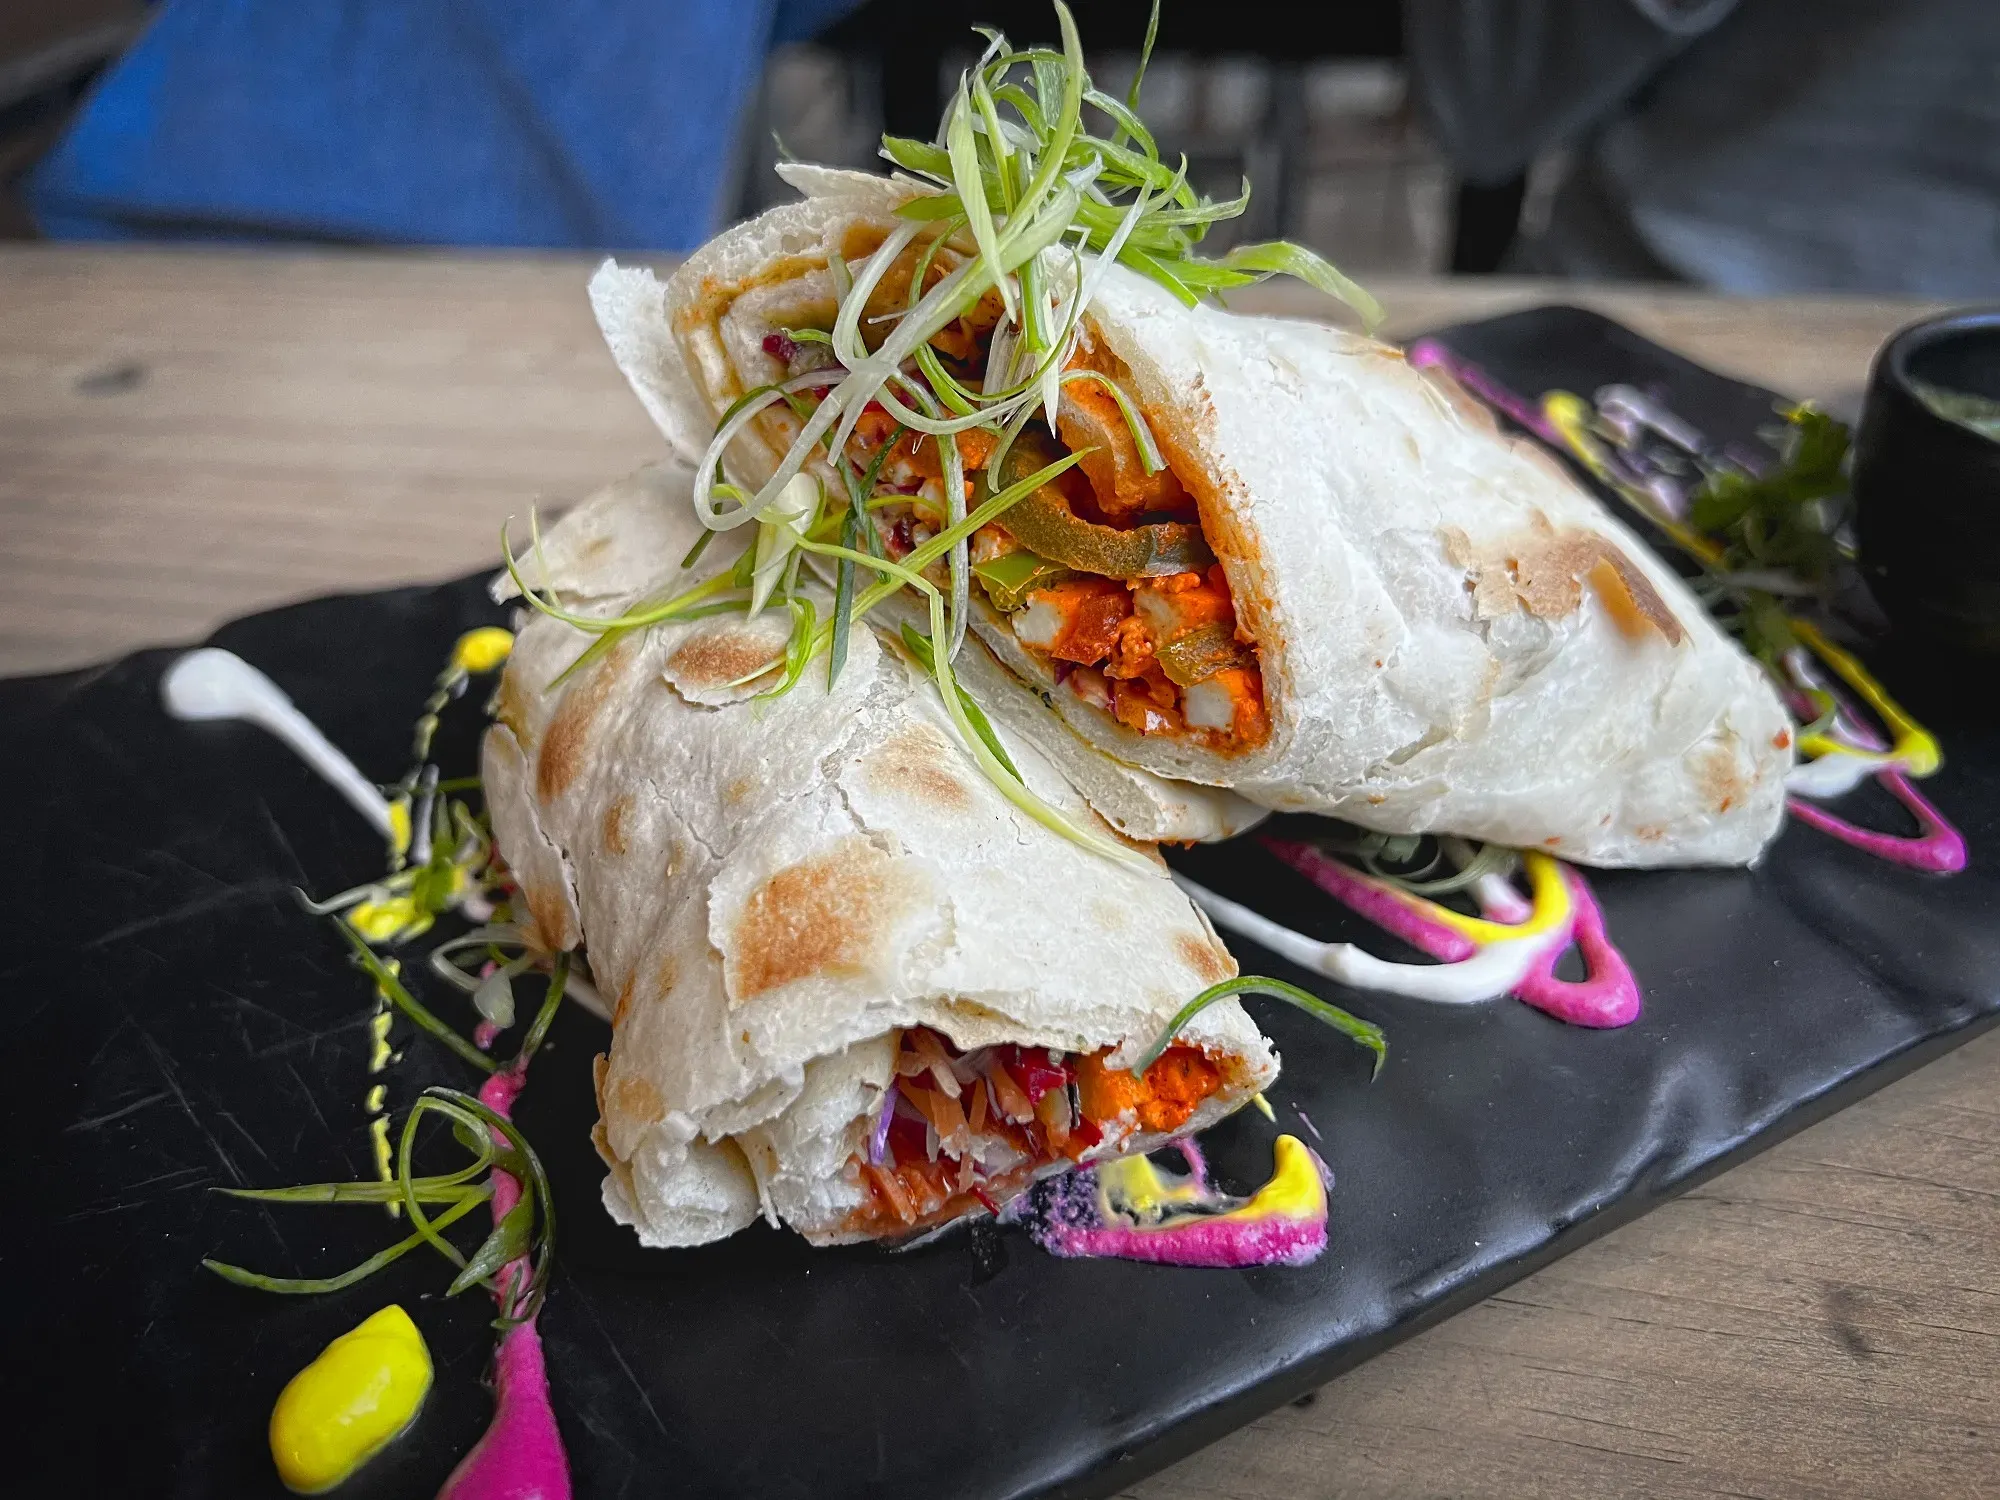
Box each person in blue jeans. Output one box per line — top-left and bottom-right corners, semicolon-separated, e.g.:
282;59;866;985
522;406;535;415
29;0;862;251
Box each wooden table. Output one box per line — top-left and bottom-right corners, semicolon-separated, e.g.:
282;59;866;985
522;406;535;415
4;245;1994;1498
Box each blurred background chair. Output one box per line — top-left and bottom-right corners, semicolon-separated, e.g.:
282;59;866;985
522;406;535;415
0;0;145;237
10;0;1998;296
6;0;1458;274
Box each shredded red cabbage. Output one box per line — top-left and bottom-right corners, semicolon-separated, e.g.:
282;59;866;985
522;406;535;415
867;1087;896;1165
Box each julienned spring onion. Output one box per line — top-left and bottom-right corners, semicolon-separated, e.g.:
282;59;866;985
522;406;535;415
1134;976;1388;1078
1312;830;1519;900
526;1;1373;866
498;6;1377;867
205;1086;558;1327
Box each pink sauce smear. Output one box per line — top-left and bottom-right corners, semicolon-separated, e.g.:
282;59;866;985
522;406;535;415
1261;838;1644;1029
1012;1139;1331;1269
433;1065;571;1500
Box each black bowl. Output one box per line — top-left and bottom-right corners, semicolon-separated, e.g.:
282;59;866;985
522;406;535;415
1853;308;2000;653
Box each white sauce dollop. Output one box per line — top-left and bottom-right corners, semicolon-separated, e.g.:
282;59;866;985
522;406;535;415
161;647;393;837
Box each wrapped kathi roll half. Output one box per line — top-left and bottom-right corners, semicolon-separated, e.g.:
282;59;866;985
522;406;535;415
482;461;1279;1247
590;163;1793;868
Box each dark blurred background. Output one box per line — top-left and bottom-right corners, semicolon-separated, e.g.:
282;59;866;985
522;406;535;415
4;0;1996;294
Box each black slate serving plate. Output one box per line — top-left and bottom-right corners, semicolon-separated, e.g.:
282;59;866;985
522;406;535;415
5;309;1996;1500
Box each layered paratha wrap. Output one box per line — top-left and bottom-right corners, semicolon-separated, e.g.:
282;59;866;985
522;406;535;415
590;164;1793;868
482;461;1278;1247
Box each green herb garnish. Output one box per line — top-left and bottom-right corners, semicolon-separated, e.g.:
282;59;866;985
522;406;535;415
1134;975;1387;1078
1688;404;1850;588
205;1083;558;1326
634;1;1375;866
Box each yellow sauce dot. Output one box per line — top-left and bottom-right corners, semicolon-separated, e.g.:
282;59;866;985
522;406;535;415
385;799;412;860
450;627;515;675
369;1011;393;1074
368;1114;396;1184
269;1304;432;1494
348;897;430;946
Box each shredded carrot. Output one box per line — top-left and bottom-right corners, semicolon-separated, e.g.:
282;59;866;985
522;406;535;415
989;1061;1035;1122
863;1163;915;1224
968;1075;989;1134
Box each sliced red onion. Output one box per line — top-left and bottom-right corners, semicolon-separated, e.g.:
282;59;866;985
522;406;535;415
867;1087;895;1165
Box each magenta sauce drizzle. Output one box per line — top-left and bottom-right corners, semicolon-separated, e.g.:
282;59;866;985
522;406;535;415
1782;685;1968;873
1788;774;1965;872
1407;340;1565;446
1261;838;1643;1029
1512;866;1641;1028
433;1064;572;1500
1262;839;1476;962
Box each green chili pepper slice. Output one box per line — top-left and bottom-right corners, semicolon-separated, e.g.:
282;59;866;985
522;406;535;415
990;432;1213;579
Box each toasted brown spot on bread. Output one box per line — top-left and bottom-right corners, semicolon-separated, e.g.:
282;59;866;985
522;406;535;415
602;795;631;855
724;776;755;807
1585;552;1685;645
1448;521;1683;644
1176;931;1236;985
608;1072;665;1126
1693;738;1751;816
592;1053;610;1111
656;953;679;996
1089;897;1127;933
863;722;973;811
537;643;628;803
726;838;921;1003
521;882;575;952
612;973;637;1030
665;624;783;692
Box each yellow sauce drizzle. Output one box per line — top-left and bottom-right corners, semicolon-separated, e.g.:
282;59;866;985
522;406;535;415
1094;1134;1327;1232
1394;848;1570;946
1094;1152;1210;1223
269;1304;432;1494
1200;1135;1328;1225
1789;617;1941;776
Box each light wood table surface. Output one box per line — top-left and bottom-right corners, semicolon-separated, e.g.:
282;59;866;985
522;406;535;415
3;245;1994;1498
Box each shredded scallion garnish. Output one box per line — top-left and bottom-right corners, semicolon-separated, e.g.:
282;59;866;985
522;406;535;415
606;1;1378;866
1135;976;1388;1078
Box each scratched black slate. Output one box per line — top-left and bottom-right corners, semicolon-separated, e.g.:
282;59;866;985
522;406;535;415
4;311;1998;1500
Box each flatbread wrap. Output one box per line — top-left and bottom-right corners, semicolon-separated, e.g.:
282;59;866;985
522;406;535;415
590;164;1794;868
482;460;1280;1247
